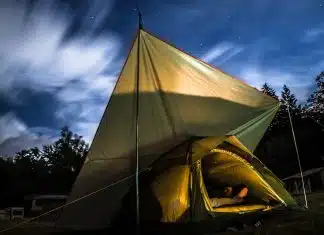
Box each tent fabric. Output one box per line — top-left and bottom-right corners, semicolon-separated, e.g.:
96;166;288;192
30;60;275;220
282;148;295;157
212;204;270;213
150;165;190;222
221;137;286;187
228;104;279;152
57;29;282;230
192;148;296;217
144;143;295;223
115;164;191;224
192;160;215;218
219;138;296;206
202;149;284;204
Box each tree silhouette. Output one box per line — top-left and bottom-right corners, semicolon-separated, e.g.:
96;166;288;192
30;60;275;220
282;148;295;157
256;83;321;177
276;85;302;130
0;126;89;208
261;83;280;135
305;71;324;125
261;83;279;100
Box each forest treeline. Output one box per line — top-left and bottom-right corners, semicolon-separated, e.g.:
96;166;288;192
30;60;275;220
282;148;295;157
0;72;323;208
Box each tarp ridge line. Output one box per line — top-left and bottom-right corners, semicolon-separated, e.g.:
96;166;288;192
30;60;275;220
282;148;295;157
141;30;279;104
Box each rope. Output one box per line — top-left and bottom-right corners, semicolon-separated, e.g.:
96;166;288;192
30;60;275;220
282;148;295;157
283;103;324;129
0;167;151;234
284;102;308;209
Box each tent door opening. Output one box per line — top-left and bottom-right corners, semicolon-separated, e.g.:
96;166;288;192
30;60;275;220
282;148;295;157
197;147;280;214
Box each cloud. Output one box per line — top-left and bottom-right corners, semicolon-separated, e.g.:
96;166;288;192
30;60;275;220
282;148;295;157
0;113;28;144
201;42;243;64
78;0;114;32
161;3;204;22
0;0;119;96
56;75;116;103
237;65;313;102
200;36;316;103
74;121;101;144
0;112;55;157
0;0;121;150
0;134;53;157
302;26;324;43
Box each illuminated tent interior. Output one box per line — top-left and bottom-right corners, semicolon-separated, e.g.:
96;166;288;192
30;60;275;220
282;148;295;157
113;136;296;225
55;28;297;231
199;138;295;214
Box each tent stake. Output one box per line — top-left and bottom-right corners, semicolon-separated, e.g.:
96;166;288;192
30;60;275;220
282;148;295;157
135;5;143;234
285;103;308;209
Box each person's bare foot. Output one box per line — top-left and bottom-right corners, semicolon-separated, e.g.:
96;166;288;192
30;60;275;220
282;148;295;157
237;187;248;199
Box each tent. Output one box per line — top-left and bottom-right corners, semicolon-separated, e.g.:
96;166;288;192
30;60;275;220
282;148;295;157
55;27;297;232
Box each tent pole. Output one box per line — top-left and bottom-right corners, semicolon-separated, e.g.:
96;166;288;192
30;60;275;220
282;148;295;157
186;139;194;222
285;102;308;209
135;5;143;233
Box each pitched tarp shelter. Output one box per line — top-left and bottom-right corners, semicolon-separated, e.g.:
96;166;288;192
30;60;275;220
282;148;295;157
56;28;297;231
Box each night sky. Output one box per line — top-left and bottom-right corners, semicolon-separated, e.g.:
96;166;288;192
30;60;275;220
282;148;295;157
0;0;324;156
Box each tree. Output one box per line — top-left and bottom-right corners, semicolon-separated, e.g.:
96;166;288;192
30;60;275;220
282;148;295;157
277;85;302;129
305;71;324;125
261;83;279;100
281;85;298;108
256;84;307;177
49;126;88;171
0;126;89;208
43;126;89;193
260;84;301;134
261;83;280;134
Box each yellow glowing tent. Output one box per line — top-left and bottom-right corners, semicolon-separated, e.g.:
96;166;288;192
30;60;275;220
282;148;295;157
56;28;297;231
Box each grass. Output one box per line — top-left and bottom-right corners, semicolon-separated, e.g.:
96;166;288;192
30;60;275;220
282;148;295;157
217;191;324;234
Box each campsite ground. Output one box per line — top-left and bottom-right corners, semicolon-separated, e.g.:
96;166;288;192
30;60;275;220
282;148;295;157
219;191;324;235
1;192;324;234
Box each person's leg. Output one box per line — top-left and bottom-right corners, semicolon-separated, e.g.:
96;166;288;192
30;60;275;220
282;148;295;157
210;197;242;208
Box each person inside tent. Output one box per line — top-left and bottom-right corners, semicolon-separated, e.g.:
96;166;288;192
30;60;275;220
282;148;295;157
210;184;249;208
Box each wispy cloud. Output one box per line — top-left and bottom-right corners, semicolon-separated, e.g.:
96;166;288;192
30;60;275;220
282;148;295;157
0;0;120;154
0;1;120;93
237;65;313;102
203;36;317;103
0;113;27;144
302;26;324;43
0;134;54;157
55;100;107;144
75;121;101;144
201;42;244;64
0;112;54;156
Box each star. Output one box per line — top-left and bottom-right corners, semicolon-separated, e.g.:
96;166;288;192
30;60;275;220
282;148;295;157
320;3;323;7
199;42;203;47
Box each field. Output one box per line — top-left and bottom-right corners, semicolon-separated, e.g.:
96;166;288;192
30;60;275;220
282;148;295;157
1;192;324;234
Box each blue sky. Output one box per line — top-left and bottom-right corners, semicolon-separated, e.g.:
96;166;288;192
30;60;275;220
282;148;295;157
0;0;323;156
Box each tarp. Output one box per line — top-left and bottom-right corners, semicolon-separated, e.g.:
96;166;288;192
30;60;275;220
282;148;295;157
57;29;280;230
